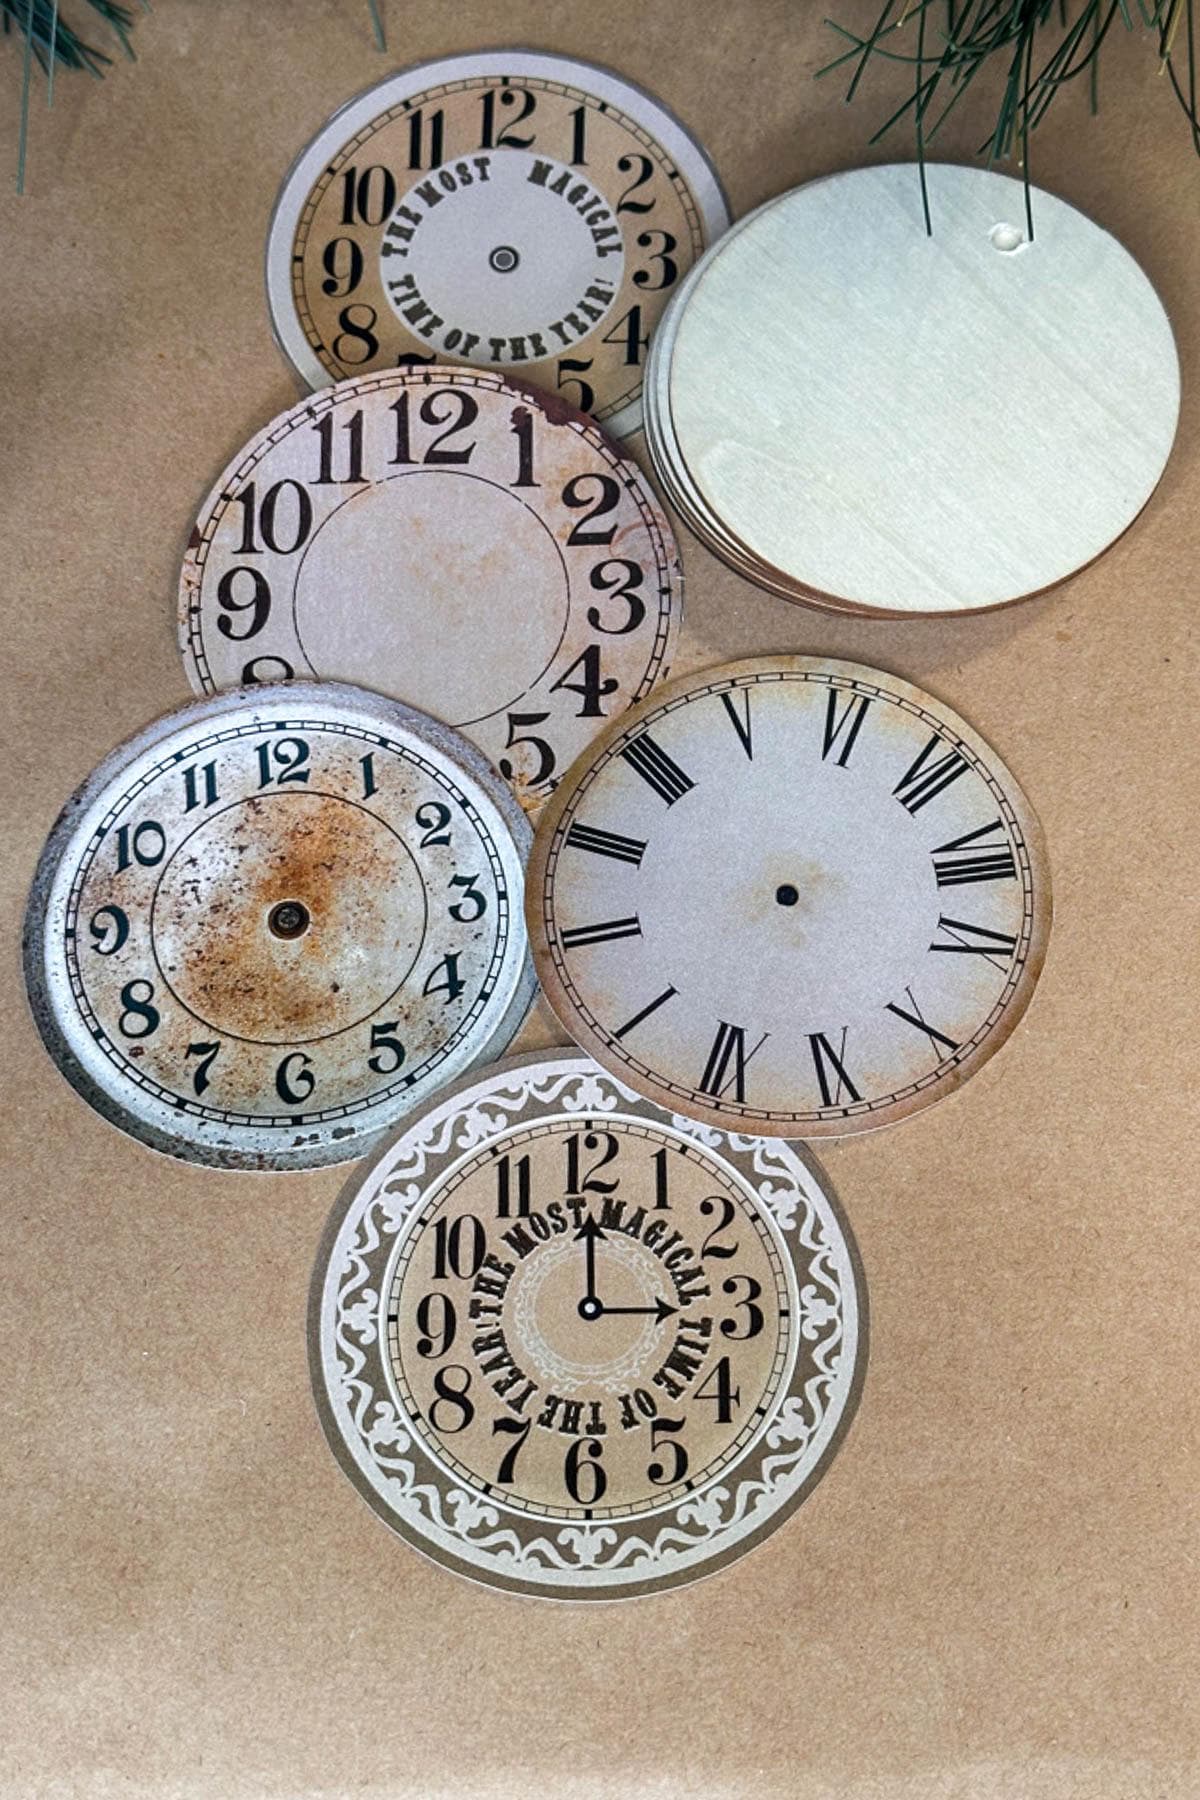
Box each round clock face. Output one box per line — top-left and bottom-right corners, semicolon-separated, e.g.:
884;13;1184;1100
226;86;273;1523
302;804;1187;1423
528;657;1051;1137
266;50;730;437
309;1051;866;1599
178;368;682;813
24;683;535;1170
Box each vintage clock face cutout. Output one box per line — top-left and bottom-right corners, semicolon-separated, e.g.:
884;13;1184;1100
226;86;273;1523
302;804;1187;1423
179;368;682;813
266;49;730;438
529;657;1051;1138
650;163;1179;612
24;683;535;1170
309;1050;866;1599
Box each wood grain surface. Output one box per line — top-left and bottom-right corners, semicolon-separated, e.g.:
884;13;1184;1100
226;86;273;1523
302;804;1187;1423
1;4;1197;1797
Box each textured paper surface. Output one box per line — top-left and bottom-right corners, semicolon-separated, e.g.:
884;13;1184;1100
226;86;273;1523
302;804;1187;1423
1;4;1197;1797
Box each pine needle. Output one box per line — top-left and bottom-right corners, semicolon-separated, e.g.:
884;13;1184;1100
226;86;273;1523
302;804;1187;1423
4;0;141;189
820;1;1199;229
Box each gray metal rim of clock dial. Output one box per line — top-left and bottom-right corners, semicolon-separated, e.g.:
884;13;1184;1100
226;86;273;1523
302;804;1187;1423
265;47;731;439
23;681;537;1172
647;162;1180;614
307;1047;868;1600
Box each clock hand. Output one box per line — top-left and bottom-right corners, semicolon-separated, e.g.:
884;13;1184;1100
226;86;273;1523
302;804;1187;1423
574;1214;605;1318
594;1297;678;1325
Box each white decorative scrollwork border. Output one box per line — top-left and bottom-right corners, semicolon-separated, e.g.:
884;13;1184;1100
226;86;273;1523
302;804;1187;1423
309;1051;867;1598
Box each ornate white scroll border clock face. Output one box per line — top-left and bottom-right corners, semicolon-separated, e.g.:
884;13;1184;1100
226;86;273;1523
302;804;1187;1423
308;1052;867;1599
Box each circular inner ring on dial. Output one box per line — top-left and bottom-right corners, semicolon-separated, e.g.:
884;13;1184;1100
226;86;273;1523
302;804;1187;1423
150;789;427;1044
387;1119;793;1519
381;151;624;362
291;471;571;725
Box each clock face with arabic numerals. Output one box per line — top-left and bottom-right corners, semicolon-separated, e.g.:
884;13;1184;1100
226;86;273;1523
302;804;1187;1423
266;50;730;438
23;683;534;1170
178;369;682;814
528;657;1051;1138
309;1051;866;1599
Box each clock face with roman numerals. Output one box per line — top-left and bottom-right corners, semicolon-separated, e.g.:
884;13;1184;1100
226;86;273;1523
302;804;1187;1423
266;51;730;438
23;683;534;1170
179;368;682;814
528;658;1051;1137
309;1050;866;1599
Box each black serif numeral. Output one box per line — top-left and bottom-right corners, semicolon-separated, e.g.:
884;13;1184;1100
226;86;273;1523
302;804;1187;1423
620;732;693;806
698;1022;767;1103
885;989;960;1056
822;689;872;767
931;819;1017;886
561;916;642;950
930;915;1018;971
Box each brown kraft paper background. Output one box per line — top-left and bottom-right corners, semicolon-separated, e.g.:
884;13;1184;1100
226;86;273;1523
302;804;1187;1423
1;3;1197;1796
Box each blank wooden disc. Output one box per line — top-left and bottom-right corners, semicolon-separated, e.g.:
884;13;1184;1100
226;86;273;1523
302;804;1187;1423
665;164;1179;614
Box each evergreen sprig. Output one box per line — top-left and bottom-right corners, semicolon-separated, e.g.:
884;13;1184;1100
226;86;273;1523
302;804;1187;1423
821;1;1199;231
5;0;145;190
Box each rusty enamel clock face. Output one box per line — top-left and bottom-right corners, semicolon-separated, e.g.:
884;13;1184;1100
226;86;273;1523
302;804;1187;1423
265;50;729;437
528;657;1052;1138
23;683;534;1170
309;1050;866;1599
179;369;682;814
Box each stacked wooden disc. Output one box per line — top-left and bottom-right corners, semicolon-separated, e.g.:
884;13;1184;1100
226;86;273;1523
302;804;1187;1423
644;162;1179;616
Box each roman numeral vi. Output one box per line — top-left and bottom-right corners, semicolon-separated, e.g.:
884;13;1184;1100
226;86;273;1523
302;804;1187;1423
698;1022;768;1103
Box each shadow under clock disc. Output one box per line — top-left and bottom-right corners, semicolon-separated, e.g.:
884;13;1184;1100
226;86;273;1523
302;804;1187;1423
308;1049;867;1599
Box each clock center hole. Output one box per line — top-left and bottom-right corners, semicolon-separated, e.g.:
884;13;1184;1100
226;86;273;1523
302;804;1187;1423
775;883;800;908
989;220;1026;254
268;899;311;940
489;244;520;274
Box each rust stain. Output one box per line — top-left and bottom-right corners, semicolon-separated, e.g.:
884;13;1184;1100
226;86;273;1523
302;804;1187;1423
505;381;586;431
154;794;424;1045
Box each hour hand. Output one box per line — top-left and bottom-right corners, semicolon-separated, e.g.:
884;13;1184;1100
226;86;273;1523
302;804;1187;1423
595;1296;677;1324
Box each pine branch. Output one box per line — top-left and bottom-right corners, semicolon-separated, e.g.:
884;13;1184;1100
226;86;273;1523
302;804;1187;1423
4;0;144;190
820;1;1199;232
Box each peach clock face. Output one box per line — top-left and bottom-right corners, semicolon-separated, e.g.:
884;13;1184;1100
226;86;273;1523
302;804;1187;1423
266;51;729;438
528;657;1052;1137
24;683;534;1169
309;1052;866;1598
